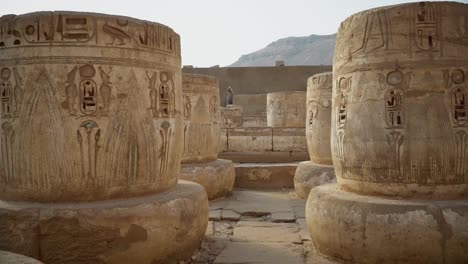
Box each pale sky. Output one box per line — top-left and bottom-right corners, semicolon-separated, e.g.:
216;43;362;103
2;0;467;67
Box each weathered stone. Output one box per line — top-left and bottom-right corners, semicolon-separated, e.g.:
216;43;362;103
234;163;297;189
0;251;43;264
219;190;293;215
209;210;222;221
306;72;333;165
308;3;468;263
331;2;468;199
271;212;296;223
0;11;183;203
220;105;242;128
0;12;209;264
0;181;208;264
213;242;305;264
233;94;266;116
294;161;335;199
296;218;311;242
220;150;309;163
180;159;235;200
181;73;220;163
307;184;468;264
221;210;241;221
232;221;301;243
267;91;307;127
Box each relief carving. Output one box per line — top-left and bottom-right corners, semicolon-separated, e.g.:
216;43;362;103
445;69;468;127
77;120;100;186
103;19;131;45
159;121;172;175
415;2;438;51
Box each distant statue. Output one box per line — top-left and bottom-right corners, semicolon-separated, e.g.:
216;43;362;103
226;86;234;105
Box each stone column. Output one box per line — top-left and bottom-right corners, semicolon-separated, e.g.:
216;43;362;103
266;91;306;128
0;11;208;264
294;73;335;199
179;73;235;200
307;2;468;263
0;251;43;264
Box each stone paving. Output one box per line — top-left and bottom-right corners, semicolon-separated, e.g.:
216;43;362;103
185;189;337;264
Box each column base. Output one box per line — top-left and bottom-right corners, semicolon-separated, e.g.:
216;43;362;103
306;184;468;264
294;161;335;199
180;159;235;200
0;251;43;264
0;181;208;264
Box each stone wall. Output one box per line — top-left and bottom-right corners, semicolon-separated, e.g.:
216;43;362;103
183;65;332;106
233;94;267;116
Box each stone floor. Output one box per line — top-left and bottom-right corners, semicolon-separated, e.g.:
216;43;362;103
184;189;337;264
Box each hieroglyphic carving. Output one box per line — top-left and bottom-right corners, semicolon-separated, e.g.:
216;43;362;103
159;121;172;175
415;2;439;51
103;19;131;45
23;14;96;43
64;64;113;116
1;122;14;182
455;130;467;178
335;76;351;162
336;76;351;129
0;67;23;118
445;69;468;127
137;22;178;53
79;64;98;115
386;130;404;176
77;120;100;186
147;71;176;118
336;130;345;161
0;15;21;47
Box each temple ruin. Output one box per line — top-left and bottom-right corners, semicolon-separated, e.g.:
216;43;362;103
0;2;467;264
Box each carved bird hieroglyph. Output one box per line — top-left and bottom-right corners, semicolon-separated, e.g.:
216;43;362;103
103;22;131;45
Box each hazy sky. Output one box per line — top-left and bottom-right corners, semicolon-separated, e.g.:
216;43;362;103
2;0;467;67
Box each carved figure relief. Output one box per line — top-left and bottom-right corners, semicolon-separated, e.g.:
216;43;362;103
77;120;100;186
415;2;438;51
98;66;112;115
183;95;192;119
209;95;219;122
159;121;172;175
307;100;318;128
226;86;234;105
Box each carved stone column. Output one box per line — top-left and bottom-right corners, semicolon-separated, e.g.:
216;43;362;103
307;2;468;263
179;73;235;200
294;72;335;199
0;11;208;263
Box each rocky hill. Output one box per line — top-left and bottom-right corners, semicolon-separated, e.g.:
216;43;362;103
230;34;336;67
